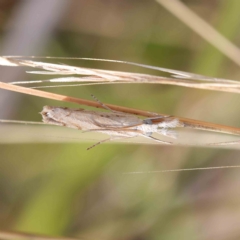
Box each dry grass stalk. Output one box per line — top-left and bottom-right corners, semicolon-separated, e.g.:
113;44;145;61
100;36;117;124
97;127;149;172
0;56;240;147
1;56;240;93
156;0;240;67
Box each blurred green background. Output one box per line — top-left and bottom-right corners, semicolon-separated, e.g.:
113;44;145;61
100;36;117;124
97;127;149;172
1;0;240;239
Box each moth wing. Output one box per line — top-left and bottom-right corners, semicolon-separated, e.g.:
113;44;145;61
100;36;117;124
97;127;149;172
91;114;142;129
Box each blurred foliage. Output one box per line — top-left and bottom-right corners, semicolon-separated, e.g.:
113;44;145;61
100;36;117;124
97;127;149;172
1;0;240;240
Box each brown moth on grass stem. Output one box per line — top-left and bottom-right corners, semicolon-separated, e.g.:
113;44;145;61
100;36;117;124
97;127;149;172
1;80;240;149
41;95;182;149
1;57;240;149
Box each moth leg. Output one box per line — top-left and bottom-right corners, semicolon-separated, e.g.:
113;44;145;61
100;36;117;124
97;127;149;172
90;94;133;116
87;135;134;150
87;137;112;150
91;94;114;112
142;134;172;145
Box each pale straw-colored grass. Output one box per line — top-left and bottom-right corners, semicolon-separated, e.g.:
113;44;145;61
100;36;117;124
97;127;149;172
0;56;240;149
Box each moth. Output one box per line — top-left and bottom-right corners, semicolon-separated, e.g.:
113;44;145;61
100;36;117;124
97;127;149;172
41;105;182;149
